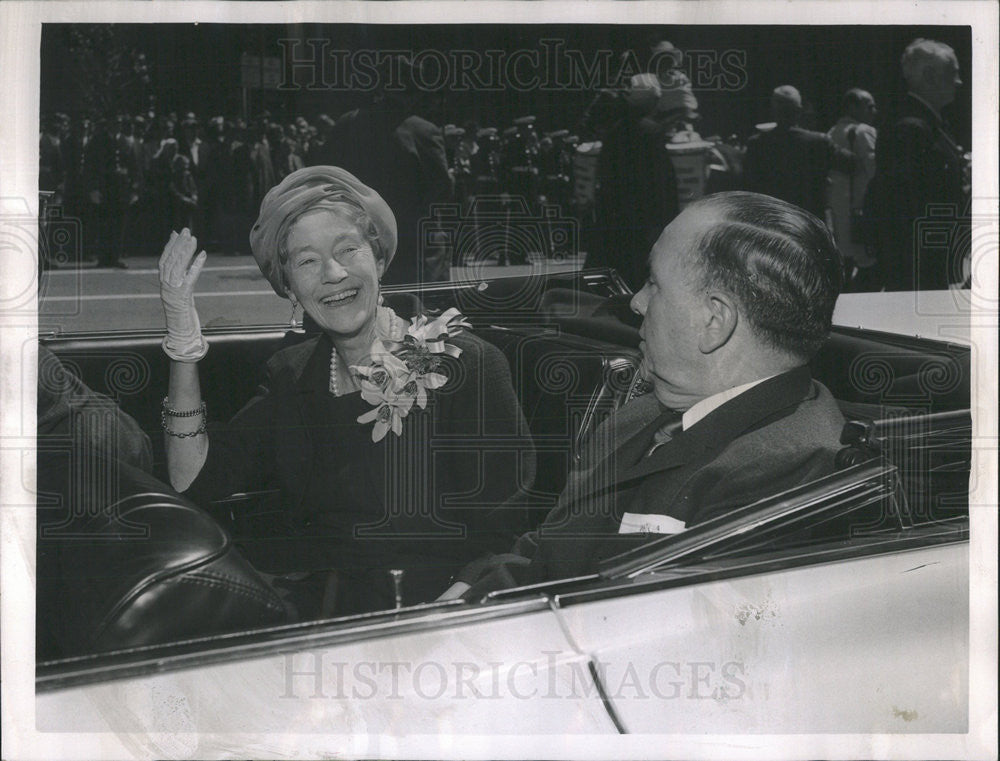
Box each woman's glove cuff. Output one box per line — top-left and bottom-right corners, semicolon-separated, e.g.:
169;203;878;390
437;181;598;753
162;334;208;363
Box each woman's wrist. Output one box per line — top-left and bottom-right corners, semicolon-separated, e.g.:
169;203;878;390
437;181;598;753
162;334;208;363
161;396;208;438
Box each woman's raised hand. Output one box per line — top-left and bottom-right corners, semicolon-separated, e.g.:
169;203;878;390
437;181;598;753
158;228;209;362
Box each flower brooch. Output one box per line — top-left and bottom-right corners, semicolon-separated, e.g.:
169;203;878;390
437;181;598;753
351;307;471;442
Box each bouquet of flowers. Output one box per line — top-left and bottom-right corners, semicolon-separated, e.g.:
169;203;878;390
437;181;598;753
351;307;472;442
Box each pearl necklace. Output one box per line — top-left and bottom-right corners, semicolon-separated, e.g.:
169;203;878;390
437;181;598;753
329;347;344;396
328;308;405;396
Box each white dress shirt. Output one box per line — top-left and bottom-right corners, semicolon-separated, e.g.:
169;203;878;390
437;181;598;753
681;374;777;431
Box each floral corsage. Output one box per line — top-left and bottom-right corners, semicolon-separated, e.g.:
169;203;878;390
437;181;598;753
351;307;472;442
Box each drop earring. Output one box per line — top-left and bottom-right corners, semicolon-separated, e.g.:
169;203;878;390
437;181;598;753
288;295;300;329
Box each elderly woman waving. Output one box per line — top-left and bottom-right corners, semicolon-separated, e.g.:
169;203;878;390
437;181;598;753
159;166;534;617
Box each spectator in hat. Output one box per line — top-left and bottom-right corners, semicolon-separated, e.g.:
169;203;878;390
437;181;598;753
743;85;856;220
218;118;256;256
827;89;878;286
648;39;699;135
319;55;453;285
179;115;208;235
306;114;336;166
169;153;198;231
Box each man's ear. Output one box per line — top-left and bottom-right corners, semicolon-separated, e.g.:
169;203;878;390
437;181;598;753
699;290;738;353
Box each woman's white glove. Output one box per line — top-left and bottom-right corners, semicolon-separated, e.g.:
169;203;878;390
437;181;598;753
158;228;208;362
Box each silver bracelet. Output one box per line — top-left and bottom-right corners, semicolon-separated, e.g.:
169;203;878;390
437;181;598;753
161;397;207;438
162;396;206;417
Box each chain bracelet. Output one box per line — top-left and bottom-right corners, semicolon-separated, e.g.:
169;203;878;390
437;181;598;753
162;396;207;417
161;397;207;438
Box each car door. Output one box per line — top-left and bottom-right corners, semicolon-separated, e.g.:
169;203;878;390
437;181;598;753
554;538;968;733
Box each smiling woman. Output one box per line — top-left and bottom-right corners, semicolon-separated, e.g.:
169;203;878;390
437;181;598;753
281;208;384;350
156;165;536;618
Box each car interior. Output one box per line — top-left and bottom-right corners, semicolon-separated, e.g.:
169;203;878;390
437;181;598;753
35;270;972;664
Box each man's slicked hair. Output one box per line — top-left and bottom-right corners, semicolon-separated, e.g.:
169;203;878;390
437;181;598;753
682;192;843;360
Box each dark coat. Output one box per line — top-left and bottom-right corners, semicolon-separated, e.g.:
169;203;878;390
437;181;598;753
588;112;680;291
184;330;536;581
317;108;454;285
743;125;852;219
867;94;969;291
459;366;845;593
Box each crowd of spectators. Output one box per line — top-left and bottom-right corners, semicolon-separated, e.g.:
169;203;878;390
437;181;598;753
39;110;341;266
582;36;970;292
39;37;970;291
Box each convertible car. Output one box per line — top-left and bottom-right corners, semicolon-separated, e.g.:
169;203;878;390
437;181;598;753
33;268;971;752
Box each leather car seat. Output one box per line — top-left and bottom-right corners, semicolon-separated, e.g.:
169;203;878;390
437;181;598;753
36;450;290;660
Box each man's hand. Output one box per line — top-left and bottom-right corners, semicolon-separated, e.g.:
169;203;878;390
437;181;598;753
436;581;470;601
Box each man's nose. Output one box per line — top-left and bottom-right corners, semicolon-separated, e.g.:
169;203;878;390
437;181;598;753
630;288;647;315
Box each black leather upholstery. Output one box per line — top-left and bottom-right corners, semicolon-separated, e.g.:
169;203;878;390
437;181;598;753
36;450;290;660
476;325;641;512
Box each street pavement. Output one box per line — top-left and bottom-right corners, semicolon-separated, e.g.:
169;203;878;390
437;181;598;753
37;252;585;335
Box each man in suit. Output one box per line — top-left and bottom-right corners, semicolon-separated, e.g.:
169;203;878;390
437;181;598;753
827;88;879;288
179;115;209;237
81;117;129;269
743;85;855;220
867;39;969;291
442;191;846;597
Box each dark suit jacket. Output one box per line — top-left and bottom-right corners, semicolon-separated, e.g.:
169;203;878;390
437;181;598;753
743;126;852;219
587;112;680;291
868;94;969;291
458;366;845;593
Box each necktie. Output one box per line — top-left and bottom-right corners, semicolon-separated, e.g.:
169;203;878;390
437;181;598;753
645;409;684;458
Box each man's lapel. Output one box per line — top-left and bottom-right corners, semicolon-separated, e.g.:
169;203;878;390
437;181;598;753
568;396;690;505
601;366;815;493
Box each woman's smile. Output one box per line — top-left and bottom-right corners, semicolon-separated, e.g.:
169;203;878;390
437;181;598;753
319;288;360;307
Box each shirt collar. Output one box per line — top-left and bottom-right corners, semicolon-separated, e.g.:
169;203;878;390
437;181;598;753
681;374;778;431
